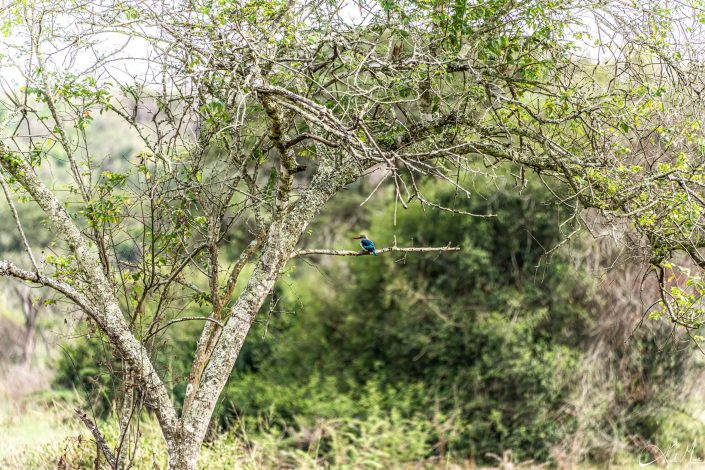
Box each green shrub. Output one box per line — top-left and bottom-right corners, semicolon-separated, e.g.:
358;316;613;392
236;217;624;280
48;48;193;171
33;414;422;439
51;176;705;465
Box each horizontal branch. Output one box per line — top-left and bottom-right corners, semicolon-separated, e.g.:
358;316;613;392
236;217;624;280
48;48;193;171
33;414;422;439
0;259;98;316
290;245;461;258
284;132;339;149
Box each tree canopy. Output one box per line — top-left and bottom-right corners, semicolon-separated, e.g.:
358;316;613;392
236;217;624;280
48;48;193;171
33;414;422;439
3;0;705;468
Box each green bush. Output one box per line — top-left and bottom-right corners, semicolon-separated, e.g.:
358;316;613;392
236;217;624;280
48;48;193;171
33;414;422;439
52;175;705;465
217;179;592;462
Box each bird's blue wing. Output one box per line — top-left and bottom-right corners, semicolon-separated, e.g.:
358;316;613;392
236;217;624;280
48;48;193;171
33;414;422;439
361;239;375;250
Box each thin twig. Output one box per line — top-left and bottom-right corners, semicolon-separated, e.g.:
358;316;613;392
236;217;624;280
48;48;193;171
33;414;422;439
0;173;39;271
144;316;225;340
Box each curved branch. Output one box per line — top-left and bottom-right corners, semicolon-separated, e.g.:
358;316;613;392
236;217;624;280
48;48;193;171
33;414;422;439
290;245;461;258
0;259;98;316
284;132;339;149
145;316;224;341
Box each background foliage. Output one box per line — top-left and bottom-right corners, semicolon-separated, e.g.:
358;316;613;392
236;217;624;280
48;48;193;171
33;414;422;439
51;173;705;466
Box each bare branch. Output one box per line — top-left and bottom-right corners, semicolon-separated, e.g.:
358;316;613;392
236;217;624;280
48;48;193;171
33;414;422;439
0;259;96;315
75;408;117;469
290;245;461;258
145;316;224;341
284;132;339;149
0;173;39;271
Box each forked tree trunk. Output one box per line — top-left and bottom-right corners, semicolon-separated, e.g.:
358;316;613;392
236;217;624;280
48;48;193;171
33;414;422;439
163;158;362;469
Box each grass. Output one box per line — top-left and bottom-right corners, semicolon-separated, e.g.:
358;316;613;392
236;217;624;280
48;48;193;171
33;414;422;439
3;362;705;468
0;390;79;468
5;396;705;469
5;410;464;469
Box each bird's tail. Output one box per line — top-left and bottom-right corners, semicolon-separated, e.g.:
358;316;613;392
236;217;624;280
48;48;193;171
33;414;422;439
373;249;378;256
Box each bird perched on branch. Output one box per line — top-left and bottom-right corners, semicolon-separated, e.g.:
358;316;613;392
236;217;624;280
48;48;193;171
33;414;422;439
353;234;377;256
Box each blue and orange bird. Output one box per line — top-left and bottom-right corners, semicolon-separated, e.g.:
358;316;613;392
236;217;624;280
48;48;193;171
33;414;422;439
353;234;377;256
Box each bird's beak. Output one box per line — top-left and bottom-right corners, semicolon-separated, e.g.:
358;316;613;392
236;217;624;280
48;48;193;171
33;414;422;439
352;236;361;239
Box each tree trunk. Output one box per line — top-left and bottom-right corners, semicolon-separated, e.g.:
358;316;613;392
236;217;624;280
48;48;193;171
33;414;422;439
175;158;363;467
167;433;200;470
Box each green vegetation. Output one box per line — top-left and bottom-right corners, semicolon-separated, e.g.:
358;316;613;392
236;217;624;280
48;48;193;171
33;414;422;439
49;175;705;467
4;0;705;467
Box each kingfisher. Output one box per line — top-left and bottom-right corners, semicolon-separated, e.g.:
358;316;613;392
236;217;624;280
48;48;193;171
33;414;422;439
352;234;378;256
